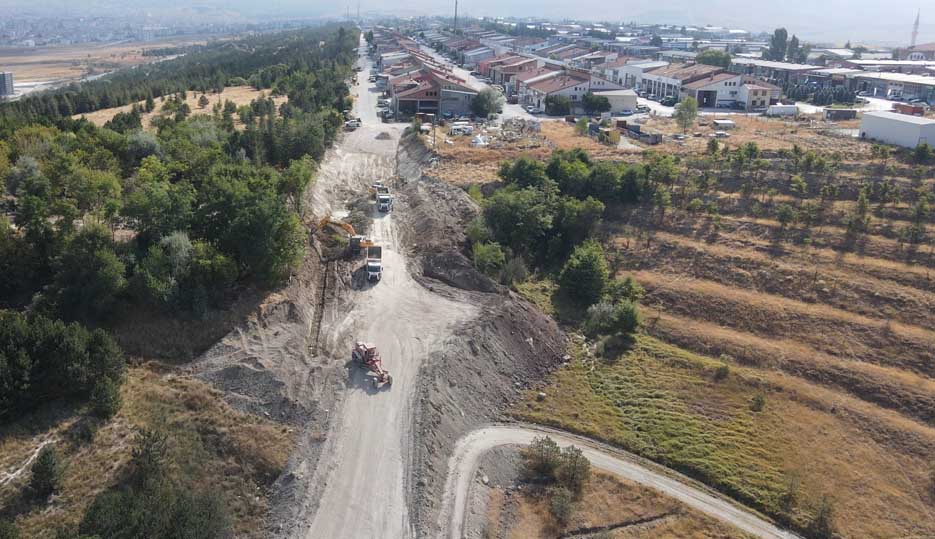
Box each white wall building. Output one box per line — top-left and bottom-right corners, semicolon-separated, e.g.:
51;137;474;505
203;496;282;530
593;89;638;113
859;111;935;148
0;72;13;96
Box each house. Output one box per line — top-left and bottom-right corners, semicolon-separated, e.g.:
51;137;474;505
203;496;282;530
525;74;591;111
490;57;539;95
860;111;935;148
516;67;563;106
592;89;638;113
739;81;772;110
728;58;815;84
641;63;724;99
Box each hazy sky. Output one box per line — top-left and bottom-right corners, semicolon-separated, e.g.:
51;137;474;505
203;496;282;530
8;0;933;46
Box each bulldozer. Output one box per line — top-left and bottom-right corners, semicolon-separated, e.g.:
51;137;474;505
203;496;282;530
351;341;392;388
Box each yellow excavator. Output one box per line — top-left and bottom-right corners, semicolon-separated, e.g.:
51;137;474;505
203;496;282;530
317;215;374;254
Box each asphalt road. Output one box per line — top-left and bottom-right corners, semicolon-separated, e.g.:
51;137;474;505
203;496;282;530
436;425;802;539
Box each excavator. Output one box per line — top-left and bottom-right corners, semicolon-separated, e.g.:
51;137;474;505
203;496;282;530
317;215;374;255
351;342;392;388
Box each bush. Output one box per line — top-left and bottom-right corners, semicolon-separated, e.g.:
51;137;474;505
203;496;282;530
556;445;591;494
559;240;609;307
30;446;64;498
520;436;562;480
500;256;528;286
549;486;575;525
614;300;641;336
91;378;123;419
606;276;644;303
472;242;506;277
913;143;933;164
471;88;505;118
466;216;491;244
584;301;617;336
807;497;836;539
0;520;18;539
545;95;572;116
750;392;767;412
714;363;730;381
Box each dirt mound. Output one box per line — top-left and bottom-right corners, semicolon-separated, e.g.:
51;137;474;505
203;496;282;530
396;133;567;535
376;131;392;140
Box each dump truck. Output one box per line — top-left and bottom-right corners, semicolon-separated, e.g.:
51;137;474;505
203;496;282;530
377;193;393;212
370;182;390;199
351;341;392;387
366;246;383;281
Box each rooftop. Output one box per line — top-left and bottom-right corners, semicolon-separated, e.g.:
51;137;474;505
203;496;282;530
528;74;589;94
592;89;638;97
645;62;723;80
731;58;815;71
851;71;935;86
682;72;740;90
862;111;935;125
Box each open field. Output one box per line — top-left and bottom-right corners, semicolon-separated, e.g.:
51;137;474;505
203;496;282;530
73;85;287;131
0;37;212;83
444;108;935;538
486;469;755;539
0;365;294;537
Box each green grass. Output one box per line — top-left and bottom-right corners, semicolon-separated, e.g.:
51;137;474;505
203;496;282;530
514;336;786;516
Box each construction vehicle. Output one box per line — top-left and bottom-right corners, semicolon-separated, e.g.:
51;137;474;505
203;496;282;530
317;216;373;256
352;341;392;387
366;246;383;281
370;182;390;198
377;194;393;212
349;235;375;254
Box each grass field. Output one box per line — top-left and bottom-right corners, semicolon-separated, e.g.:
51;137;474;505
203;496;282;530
487;470;754;538
0;366;294;537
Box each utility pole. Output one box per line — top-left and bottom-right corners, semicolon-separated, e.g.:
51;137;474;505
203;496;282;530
911;8;920;47
453;0;458;32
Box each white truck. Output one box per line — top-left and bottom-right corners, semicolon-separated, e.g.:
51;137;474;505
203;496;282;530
366;246;383;281
377;193;393;212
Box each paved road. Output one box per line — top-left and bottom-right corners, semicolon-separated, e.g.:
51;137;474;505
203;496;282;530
436;425;802;539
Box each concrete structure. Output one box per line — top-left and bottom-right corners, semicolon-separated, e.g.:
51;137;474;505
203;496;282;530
641;63;723;99
729;58;814;84
859;111;935;148
592;89;638;113
900;42;935;61
682;72;744;108
851;72;935;103
618;60;668;89
0;72;13;96
390;68;477;118
462;46;494;68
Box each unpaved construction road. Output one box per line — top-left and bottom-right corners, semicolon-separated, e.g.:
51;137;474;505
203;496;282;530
437;425;801;539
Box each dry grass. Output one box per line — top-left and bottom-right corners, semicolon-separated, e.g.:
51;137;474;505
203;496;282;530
74;86;287;131
514;337;935;539
490;470;753;539
0;37;212;82
0;365;294;538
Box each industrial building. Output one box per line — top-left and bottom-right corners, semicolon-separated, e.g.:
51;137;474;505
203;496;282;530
859;111;935;148
0;72;13;96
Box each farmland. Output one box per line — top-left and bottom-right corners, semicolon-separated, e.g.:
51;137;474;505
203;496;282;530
426;112;935;538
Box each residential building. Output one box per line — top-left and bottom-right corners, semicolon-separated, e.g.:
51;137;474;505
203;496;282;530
860;111;935;148
641;63;723;99
0;72;13;96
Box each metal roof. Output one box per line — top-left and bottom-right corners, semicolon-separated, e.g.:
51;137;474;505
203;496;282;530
862;111;935;126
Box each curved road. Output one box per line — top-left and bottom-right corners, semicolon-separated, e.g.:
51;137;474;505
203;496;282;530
436;425;801;539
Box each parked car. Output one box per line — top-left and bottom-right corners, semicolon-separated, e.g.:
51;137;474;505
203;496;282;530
660;96;678;107
524;105;537;113
647;94;659;101
617;109;634;116
368;75;376;82
469;71;481;76
635;104;650;113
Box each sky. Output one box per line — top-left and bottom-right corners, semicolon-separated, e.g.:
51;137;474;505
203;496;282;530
7;0;933;46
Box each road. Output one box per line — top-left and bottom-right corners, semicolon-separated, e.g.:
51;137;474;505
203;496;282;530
299;41;476;539
436;425;801;539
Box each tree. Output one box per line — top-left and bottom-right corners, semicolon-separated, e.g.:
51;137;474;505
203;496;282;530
913;142;933;164
673;96;698;132
30;446;64;498
471;87;504;118
545;95;571;116
0;520;17;539
198;94;210;109
785;34;800;63
521;436;562;480
649;34;663;47
807;497;836;539
498;156;554;190
581;92;611;114
696;49;731;68
559;240;609;306
765;28;788;61
549;487;575;525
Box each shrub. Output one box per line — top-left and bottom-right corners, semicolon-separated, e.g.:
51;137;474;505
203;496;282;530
913;142;933;164
549;486;575;525
606;276;645;303
0;520;18;539
584;301;617;336
614;300;641;336
751;392;767;412
545;95;571;116
559;240;609;307
520;436;562;481
91;378;123;419
500;256;529;286
807;497;836;539
472;242;505;277
714;363;730;381
30;446;64;498
556;445;591;494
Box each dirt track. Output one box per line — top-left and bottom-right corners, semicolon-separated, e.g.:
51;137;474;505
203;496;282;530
437;425;802;539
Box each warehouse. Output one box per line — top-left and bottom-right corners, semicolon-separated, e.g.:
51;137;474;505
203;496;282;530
859;111;935;148
592;89;638;113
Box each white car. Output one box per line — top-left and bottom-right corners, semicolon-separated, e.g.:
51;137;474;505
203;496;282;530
524;105;537;113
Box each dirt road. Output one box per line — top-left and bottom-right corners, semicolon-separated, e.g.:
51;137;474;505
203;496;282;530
295;44;476;539
436;425;801;539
